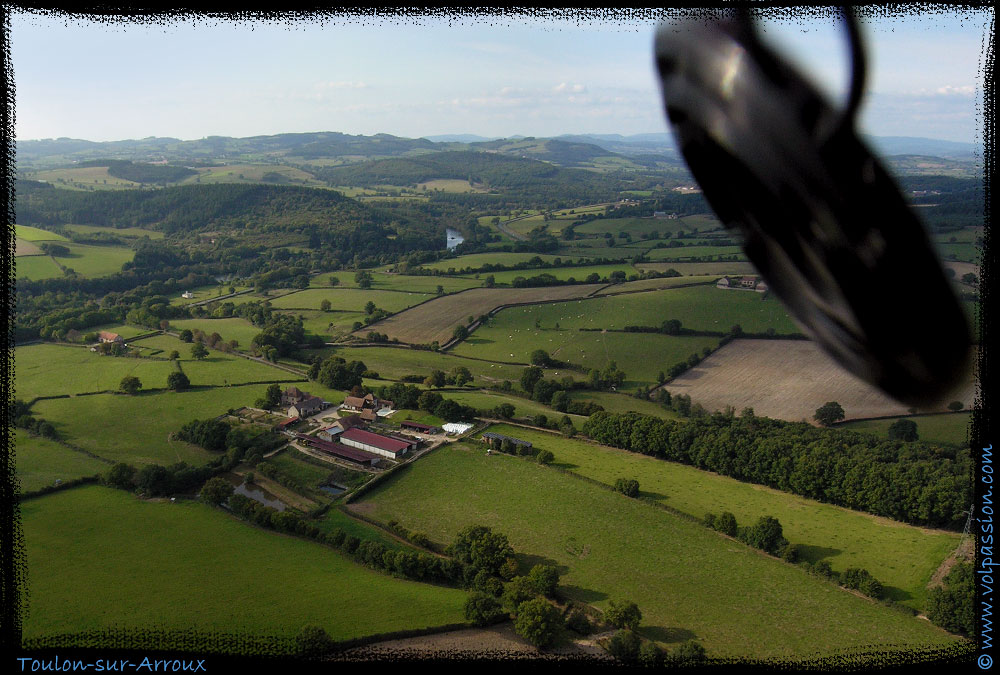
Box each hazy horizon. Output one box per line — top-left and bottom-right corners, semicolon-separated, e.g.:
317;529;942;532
12;8;991;145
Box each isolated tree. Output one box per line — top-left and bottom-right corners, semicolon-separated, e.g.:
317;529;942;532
320;299;332;312
530;349;551;367
888;419;919;442
168;350;180;360
354;270;373;289
613;478;640;498
190;342;209;360
453;324;469;341
604;600;642;631
201;476;234;506
813;401;845;426
179;329;194;343
364;300;377;315
514;598;564;649
948;400;964;411
119;375;142;395
167;371;190;391
669;640;707;665
742;516;787;555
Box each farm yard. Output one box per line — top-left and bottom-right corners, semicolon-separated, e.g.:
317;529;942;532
481;423;959;611
358;285;605;346
664;339;977;421
352;443;959;660
20;486;467;644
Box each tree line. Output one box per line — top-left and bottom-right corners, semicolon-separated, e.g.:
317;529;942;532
582;409;971;529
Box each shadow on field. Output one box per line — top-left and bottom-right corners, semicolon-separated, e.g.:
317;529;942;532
560;585;608;604
640;625;697;645
463;338;494;346
882;586;913;604
795;544;842;562
518;553;569;576
638;490;668;502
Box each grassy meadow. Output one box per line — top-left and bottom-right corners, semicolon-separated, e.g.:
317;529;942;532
267;288;433;313
482;424;958;611
20;486;468;643
458;285;798;335
353;444;959;659
14;255;65;281
15;225;69;241
838;413;971;447
15;430;110;493
454;326;721;387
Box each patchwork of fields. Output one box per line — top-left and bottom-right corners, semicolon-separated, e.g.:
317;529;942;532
359;285;605;345
353;444;959;659
482;424;958;610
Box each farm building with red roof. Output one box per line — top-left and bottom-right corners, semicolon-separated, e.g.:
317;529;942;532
339;427;416;459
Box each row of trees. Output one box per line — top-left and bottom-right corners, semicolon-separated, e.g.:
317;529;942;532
582;410;971;528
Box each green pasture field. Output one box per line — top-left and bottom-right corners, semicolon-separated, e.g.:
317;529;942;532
262;448;337;489
267;288;433;314
418;252;566;272
567;391;680;419
126;334;188;355
14;255;64;281
16;344;180;401
642;245;745;261
274;308;366;339
55;242;135;278
482;424;958;611
637;261;759;276
30;387;269;466
32;166;142;189
169;285;251;306
417;179;486;192
934;241;982;263
483;263;640;286
15;224;68;241
20;486;468;643
457;285;798;335
15;430;110;493
169;318;263;348
314;507;423;553
328;345;536;384
443;390;587;428
310;271;481;294
838;413;971;447
354;444;958;659
573;217;690;238
63;223;164;239
457;329;720;388
188;163;323;186
593;276;717;295
180;354;306;389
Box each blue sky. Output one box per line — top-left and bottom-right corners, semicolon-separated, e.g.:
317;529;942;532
11;7;992;144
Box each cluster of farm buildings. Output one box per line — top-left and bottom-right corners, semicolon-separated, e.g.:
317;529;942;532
271;386;440;469
717;276;768;292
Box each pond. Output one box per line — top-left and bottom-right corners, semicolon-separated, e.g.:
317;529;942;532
224;473;287;511
446;228;464;250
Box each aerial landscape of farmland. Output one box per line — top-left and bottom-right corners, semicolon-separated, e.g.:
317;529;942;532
9;7;987;670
